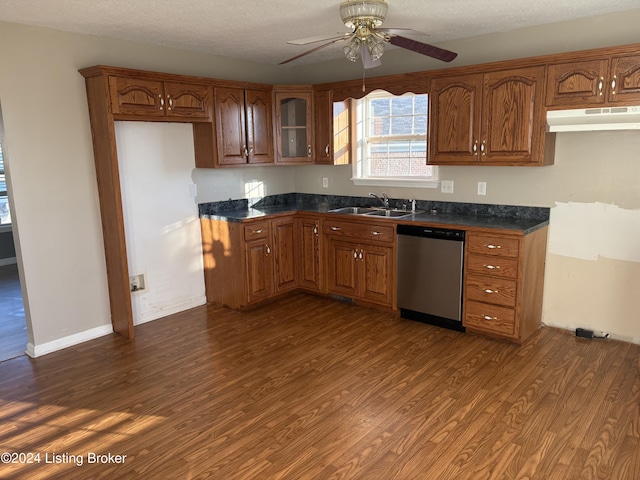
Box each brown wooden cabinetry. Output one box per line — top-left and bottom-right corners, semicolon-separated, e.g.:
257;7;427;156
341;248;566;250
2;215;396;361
463;228;548;344
109;76;211;120
546;54;640;107
274;87;314;164
429;67;552;166
323;219;395;308
214;87;273;166
297;214;323;292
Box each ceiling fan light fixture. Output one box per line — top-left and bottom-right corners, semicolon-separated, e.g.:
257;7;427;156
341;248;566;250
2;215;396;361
344;37;362;62
340;0;388;29
366;35;385;61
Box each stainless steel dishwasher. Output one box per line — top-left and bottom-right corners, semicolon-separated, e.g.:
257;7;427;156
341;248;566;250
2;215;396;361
396;224;465;332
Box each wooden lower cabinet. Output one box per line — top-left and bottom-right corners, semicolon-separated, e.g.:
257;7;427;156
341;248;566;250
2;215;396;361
463;227;548;343
324;219;395;308
297;214;323;292
201;215;297;309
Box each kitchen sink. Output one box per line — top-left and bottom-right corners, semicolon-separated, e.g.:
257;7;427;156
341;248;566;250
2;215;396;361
366;209;424;218
328;206;423;219
328;206;379;215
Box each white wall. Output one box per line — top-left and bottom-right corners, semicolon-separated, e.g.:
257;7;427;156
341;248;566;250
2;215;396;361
116;122;205;325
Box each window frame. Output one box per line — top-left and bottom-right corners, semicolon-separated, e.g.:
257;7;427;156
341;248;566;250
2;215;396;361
351;90;437;188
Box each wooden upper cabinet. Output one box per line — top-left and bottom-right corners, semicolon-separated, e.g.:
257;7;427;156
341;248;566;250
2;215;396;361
430;66;550;166
274;88;314;164
109;76;211;120
482;67;547;165
546;55;640;107
214;87;273;166
314;88;333;164
429;74;483;164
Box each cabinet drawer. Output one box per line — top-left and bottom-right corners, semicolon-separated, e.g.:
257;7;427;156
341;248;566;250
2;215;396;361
465;301;516;336
467;234;519;258
465;274;517;307
323;220;394;243
244;221;269;241
466;254;518;279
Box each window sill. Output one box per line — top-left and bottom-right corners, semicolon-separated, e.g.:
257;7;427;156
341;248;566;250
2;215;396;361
350;177;438;188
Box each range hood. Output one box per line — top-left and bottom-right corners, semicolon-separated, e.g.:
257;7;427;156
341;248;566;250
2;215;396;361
546;106;640;132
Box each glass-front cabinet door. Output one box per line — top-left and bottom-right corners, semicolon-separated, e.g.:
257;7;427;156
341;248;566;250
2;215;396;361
274;90;313;164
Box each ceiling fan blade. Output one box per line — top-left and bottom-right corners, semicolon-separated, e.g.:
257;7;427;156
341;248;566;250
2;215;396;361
377;27;428;36
286;33;351;45
388;35;457;62
279;38;347;65
360;45;382;69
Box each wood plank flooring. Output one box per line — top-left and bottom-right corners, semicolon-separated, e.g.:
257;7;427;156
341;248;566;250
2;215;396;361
0;292;638;479
0;264;27;361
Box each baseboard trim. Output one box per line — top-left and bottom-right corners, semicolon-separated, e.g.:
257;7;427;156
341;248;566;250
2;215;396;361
133;295;207;326
26;324;114;358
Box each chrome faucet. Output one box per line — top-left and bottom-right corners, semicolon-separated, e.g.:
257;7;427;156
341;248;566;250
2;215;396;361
369;192;389;209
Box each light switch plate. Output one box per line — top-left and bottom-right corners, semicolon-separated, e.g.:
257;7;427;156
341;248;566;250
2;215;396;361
477;181;487;196
322;177;329;188
441;180;454;194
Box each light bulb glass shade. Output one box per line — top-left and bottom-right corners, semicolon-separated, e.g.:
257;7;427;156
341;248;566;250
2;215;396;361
340;0;388;28
344;37;362;62
366;36;385;61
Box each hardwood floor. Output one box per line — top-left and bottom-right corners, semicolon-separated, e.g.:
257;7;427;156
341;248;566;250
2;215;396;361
0;292;638;479
0;263;27;361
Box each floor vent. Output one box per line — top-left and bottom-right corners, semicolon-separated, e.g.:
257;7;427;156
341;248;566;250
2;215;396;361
330;294;354;305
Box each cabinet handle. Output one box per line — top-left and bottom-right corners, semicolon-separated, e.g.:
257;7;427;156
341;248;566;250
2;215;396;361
265;245;271;255
242;145;249;158
313;225;318;235
598;77;604;96
331;226;342;231
325;144;330;155
483;289;498;294
371;231;383;236
359;250;363;260
483;315;498;321
481;140;486;156
485;244;502;249
159;95;164;110
308;145;312;157
252;229;263;234
167;95;173;110
484;264;501;270
353;249;358;260
611;74;617;95
473;140;478;155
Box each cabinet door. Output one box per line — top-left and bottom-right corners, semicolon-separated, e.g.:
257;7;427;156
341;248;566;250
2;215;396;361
314;88;333;164
481;66;545;165
275;91;314;164
298;217;322;291
272;217;298;294
109;77;165;117
164;82;211;119
609;55;640;104
326;239;358;298
428;74;483;164
360;244;394;306
245;89;274;164
545;60;609;107
245;239;272;304
215;87;248;165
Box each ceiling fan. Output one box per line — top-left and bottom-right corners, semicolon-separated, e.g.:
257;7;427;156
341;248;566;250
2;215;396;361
279;0;457;68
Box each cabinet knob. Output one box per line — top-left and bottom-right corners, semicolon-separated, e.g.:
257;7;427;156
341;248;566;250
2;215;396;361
473;140;478;155
167;95;173;110
481;140;486;156
598;77;604;96
159;95;165;110
265;244;271;255
308;145;312;157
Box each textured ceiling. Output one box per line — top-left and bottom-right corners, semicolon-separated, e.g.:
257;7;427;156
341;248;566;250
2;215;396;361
1;0;639;66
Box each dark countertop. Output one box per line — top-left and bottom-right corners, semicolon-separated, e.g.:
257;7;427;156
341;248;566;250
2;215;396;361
200;195;549;235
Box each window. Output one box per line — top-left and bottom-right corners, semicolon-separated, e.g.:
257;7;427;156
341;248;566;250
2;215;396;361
352;90;437;187
0;143;10;225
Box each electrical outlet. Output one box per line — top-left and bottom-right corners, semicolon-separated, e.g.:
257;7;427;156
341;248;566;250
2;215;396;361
441;180;454;194
477;181;487;196
129;274;146;293
322;177;329;188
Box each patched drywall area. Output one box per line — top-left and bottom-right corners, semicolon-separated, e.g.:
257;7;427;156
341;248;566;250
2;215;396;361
543;202;640;343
